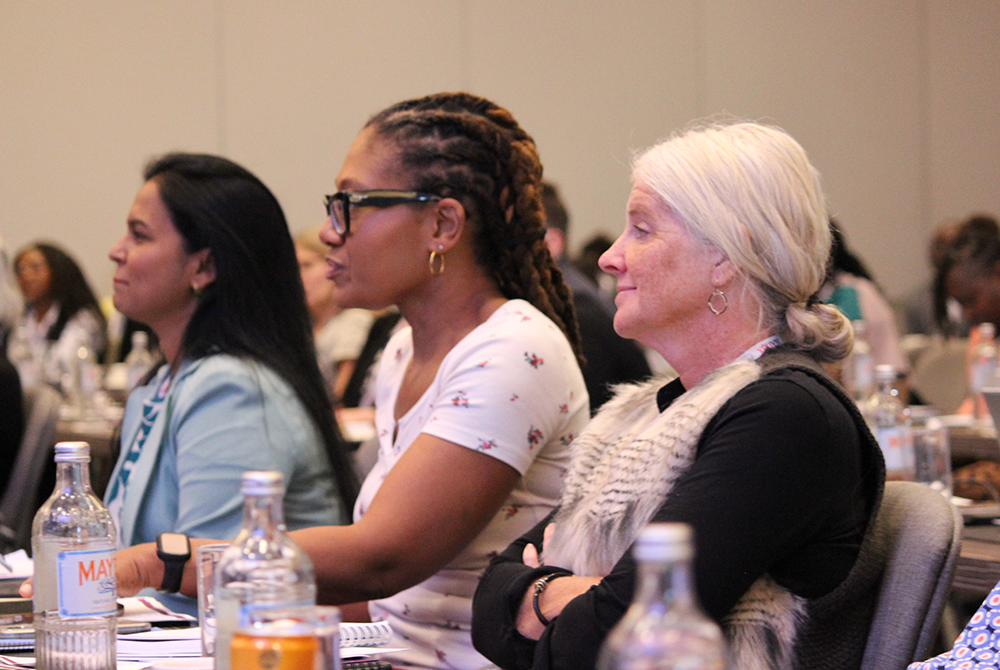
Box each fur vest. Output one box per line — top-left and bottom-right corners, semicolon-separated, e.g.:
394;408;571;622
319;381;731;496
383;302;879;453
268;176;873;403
544;349;885;670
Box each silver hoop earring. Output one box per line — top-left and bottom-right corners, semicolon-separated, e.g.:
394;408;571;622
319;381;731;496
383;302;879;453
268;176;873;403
708;289;728;316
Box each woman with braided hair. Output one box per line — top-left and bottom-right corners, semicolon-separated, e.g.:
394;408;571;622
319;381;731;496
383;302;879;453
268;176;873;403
107;93;589;669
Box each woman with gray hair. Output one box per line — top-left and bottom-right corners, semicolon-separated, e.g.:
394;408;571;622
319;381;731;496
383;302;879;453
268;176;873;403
472;122;886;670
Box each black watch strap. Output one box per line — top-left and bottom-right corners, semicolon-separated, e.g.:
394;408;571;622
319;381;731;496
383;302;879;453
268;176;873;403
156;532;191;593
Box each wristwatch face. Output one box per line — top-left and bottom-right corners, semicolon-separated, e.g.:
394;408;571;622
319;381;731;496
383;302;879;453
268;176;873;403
158;532;189;556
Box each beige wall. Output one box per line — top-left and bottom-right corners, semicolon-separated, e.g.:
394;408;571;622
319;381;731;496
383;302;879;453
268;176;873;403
1;0;998;303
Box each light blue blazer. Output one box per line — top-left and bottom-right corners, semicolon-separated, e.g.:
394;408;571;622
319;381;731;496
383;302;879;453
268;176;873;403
105;354;347;549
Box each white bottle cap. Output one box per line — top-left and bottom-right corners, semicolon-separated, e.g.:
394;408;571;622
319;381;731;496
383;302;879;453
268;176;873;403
54;441;91;463
874;364;897;383
634;523;693;562
241;470;284;497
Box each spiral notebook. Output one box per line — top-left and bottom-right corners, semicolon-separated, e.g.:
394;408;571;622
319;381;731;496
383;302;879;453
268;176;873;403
340;621;393;648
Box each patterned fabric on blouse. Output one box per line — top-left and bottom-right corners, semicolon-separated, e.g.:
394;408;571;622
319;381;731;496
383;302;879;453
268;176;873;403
7;303;105;388
910;581;1000;670
354;299;589;670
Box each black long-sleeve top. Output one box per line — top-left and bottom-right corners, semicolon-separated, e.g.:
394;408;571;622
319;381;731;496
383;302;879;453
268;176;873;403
472;368;881;670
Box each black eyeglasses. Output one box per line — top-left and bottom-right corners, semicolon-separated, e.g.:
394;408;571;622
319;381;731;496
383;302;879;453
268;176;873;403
323;190;442;236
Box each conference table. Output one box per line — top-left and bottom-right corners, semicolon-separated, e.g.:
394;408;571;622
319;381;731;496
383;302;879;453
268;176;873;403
948;424;1000;599
955;523;1000;597
950;424;1000;466
43;405;1000;599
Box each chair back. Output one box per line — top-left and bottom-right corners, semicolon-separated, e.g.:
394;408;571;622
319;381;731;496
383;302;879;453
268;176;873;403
861;481;963;670
910;338;968;413
0;384;62;551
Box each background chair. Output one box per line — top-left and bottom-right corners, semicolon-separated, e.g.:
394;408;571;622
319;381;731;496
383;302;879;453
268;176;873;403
0;384;62;552
861;481;963;670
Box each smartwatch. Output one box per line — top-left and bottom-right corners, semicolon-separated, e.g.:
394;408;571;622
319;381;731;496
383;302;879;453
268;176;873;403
156;532;191;593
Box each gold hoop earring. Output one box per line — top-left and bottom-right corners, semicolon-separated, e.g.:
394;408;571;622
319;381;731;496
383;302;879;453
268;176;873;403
429;248;445;276
708;289;728;315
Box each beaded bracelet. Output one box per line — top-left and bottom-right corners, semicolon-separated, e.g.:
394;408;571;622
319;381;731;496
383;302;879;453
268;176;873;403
532;572;571;626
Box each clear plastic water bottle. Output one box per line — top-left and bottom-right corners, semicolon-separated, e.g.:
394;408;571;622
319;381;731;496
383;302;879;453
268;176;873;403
124;331;155;391
61;346;101;418
32;442;117;670
970;322;1000;425
596;523;725;670
844;320;875;404
865;364;916;481
213;471;316;670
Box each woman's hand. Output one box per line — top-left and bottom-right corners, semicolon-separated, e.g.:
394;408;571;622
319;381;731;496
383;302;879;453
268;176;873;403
515;574;602;641
18;577;33;598
115;543;169;596
521;522;556;569
515;523;602;641
19;542;168;599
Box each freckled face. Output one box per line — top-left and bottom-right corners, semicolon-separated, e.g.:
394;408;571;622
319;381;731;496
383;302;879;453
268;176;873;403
320;127;434;310
598;182;719;350
946;262;1000;328
108;180;207;332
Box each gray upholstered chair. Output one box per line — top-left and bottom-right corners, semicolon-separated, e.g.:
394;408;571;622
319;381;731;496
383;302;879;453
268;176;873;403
861;481;963;670
0;384;62;552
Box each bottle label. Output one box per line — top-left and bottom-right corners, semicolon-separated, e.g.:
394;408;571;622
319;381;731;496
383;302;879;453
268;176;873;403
238;598;313;628
56;548;117;617
877;426;916;471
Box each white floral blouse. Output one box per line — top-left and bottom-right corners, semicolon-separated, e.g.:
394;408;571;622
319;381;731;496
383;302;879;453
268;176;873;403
355;299;589;669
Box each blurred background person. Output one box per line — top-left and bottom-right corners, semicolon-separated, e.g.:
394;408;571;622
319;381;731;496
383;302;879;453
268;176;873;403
0;232;24;499
6;242;106;389
820;219;909;375
933;214;1000;418
0;233;22;349
104;152;356;613
934;214;1000;332
574;232;617;306
295;226;374;404
0;341;24;499
542;181;651;412
902;218;966;337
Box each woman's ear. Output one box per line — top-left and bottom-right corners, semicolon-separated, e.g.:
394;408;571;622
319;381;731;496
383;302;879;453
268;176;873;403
429;197;466;252
711;255;738;289
191;249;217;290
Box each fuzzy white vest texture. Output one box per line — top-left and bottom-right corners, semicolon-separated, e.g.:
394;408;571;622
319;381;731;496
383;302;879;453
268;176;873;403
545;357;806;670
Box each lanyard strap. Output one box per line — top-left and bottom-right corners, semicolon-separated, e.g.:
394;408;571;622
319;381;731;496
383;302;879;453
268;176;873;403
738;336;783;362
106;375;171;506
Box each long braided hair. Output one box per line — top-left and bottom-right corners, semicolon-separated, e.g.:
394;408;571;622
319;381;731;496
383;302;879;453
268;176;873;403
365;92;583;362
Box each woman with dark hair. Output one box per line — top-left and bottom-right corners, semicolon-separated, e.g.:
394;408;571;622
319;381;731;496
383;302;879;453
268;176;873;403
935;214;1000;329
108;94;590;669
101;153;355;611
7;242;106;388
